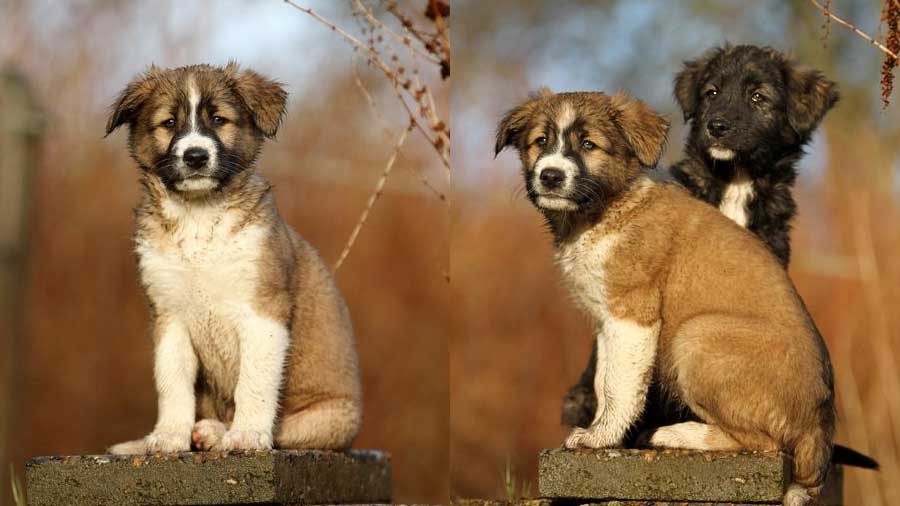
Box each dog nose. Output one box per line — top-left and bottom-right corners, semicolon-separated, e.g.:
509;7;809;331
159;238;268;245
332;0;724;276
707;119;730;138
539;168;566;189
183;147;210;169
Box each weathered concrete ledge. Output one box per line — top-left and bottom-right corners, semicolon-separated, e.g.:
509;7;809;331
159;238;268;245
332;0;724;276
26;449;391;506
538;449;842;505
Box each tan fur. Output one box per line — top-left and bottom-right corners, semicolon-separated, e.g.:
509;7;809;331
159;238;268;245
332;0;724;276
106;64;360;453
499;91;835;505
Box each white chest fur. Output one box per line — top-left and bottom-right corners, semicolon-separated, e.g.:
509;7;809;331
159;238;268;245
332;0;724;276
136;198;270;395
555;231;621;322
719;169;755;228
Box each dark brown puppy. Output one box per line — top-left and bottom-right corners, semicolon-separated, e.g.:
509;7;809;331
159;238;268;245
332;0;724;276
562;44;840;432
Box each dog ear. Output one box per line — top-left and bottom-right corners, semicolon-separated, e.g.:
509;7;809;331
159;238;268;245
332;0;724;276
611;93;670;167
105;65;160;136
673;48;722;122
673;58;707;121
226;62;288;138
785;67;839;137
495;88;551;156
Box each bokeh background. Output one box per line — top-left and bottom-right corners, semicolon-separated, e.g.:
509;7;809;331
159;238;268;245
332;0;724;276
451;0;900;504
0;1;449;504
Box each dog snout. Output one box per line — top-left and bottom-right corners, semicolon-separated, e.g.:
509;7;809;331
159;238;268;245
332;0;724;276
183;147;210;169
539;168;566;189
707;119;731;138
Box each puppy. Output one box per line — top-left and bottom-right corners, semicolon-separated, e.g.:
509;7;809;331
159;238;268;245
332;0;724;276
671;44;838;266
562;44;840;431
497;90;836;506
105;63;361;454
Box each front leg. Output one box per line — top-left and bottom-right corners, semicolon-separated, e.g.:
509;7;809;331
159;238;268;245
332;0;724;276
565;317;660;449
221;311;290;451
145;317;198;453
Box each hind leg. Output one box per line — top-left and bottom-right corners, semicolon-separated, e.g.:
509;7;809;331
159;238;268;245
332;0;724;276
191;419;228;450
783;431;832;506
648;422;744;450
275;398;361;450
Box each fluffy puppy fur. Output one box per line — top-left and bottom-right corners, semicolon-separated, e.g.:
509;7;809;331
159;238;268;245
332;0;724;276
562;44;839;431
497;90;837;506
105;63;361;454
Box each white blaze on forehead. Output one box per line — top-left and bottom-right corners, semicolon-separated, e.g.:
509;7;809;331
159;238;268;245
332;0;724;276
173;76;218;168
534;102;579;194
709;147;735;161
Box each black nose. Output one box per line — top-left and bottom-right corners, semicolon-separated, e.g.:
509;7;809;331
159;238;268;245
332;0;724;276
183;147;210;169
539;168;566;189
707;119;730;138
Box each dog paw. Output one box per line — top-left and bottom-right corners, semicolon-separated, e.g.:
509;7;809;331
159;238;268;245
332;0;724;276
783;484;812;506
221;429;273;451
192;419;227;451
144;430;191;453
564;427;595;449
564;426;618;449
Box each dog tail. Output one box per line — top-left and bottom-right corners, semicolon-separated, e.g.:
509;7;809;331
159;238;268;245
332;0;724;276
107;438;147;455
832;444;879;469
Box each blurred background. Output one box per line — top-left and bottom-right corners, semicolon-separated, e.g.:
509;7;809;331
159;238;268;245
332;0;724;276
451;0;900;504
0;1;449;504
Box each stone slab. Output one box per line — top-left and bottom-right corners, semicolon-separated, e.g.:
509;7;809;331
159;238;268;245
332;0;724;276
26;449;391;506
539;449;842;504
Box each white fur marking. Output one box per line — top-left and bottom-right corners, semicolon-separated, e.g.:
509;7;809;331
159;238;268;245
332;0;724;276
533;103;579;206
719;168;755;227
650;422;721;450
784;484;812;506
556;228;660;449
709;147;736;161
175;177;218;192
172;78;218;172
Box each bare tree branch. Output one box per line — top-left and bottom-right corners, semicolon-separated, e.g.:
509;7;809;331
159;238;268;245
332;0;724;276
333;123;413;272
809;0;898;59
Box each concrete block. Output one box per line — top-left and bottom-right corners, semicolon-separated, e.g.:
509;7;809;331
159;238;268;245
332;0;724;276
539;449;842;504
25;449;390;506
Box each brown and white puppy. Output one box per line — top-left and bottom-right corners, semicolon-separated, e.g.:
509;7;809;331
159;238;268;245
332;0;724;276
496;90;835;506
105;63;361;454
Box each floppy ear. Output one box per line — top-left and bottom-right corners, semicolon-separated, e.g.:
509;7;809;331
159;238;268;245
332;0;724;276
785;67;839;137
611;93;670;167
673;48;721;121
226;62;288;138
495;89;551;156
105;65;160;136
495;104;532;156
673;59;706;121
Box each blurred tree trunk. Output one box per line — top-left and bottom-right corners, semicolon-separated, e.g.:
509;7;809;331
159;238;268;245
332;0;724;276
0;70;43;506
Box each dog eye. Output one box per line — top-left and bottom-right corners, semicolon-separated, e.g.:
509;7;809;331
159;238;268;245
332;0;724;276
750;92;765;103
212;116;227;125
161;118;176;129
704;88;718;98
581;140;596;150
535;136;548;146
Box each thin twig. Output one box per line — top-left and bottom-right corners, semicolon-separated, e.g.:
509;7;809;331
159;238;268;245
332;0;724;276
809;0;898;59
351;59;446;201
333;123;412;271
351;0;441;64
283;0;450;170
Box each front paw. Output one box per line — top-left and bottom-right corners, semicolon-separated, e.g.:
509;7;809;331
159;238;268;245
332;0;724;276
221;429;273;451
145;430;191;453
563;426;617;449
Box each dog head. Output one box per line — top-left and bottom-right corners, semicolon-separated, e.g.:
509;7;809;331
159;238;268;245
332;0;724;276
106;62;287;196
674;44;838;164
496;90;669;214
